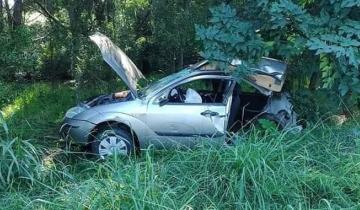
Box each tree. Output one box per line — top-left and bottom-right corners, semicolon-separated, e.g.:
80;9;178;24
4;0;11;27
151;0;219;72
196;1;360;98
0;0;3;31
268;0;360;96
2;0;23;28
12;0;22;27
196;3;266;74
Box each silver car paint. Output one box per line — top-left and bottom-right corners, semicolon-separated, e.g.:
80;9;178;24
65;73;234;148
60;33;299;149
61;71;298;148
264;93;300;129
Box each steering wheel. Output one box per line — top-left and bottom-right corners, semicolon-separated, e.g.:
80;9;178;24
176;87;186;102
169;87;185;103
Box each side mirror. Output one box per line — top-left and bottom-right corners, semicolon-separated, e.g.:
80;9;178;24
159;97;169;106
156;91;170;106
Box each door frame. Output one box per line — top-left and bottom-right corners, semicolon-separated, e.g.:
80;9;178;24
148;75;234;106
147;75;235;137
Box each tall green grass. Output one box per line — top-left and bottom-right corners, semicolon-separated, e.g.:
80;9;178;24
2;121;360;209
0;82;359;209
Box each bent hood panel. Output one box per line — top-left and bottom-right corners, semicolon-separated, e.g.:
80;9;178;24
89;32;145;97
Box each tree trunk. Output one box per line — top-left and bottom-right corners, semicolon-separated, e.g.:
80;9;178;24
308;54;320;91
4;0;12;27
0;0;4;31
46;0;54;13
68;4;81;79
309;71;320;91
172;51;176;72
94;0;105;25
179;48;184;68
66;0;90;100
12;0;23;27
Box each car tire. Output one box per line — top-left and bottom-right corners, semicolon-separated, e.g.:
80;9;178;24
91;125;134;159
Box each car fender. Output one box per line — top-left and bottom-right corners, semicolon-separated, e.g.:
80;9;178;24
263;92;300;129
87;112;156;149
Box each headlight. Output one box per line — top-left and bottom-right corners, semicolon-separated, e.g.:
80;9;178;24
65;106;86;119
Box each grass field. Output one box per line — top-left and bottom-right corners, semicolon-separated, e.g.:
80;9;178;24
0;82;359;209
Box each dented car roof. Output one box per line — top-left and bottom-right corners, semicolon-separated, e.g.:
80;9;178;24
192;58;287;93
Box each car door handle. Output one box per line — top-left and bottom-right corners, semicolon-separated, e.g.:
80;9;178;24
201;110;219;117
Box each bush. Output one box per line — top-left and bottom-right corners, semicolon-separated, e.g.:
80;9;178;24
0;27;41;81
291;89;343;121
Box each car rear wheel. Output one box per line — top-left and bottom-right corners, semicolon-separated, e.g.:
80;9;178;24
253;113;285;131
91;126;134;159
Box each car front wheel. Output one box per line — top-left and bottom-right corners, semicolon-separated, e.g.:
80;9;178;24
91;126;134;159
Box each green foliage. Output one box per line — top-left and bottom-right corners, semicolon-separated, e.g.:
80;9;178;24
268;0;360;96
196;3;266;73
0;137;43;191
197;1;360;101
341;0;360;7
0;27;41;80
0;81;27;109
257;118;278;133
0;82;359;209
291;89;344;121
0;0;358;108
150;0;214;71
0;0;359;207
0;112;9;136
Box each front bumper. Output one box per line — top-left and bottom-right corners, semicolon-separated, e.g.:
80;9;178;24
59;118;96;144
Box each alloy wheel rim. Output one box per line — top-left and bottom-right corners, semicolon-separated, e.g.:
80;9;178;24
98;131;128;158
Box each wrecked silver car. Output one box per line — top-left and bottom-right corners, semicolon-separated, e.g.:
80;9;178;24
60;33;299;158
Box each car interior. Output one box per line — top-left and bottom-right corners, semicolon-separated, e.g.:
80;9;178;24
228;82;269;132
166;78;270;132
167;78;232;104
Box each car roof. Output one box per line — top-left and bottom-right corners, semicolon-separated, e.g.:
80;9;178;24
183;60;273;96
190;69;227;77
185;61;228;77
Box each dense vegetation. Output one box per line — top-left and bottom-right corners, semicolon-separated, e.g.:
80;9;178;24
0;1;359;100
0;83;360;209
0;82;359;209
0;0;359;209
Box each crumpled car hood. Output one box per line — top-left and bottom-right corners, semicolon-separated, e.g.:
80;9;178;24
89;32;145;97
